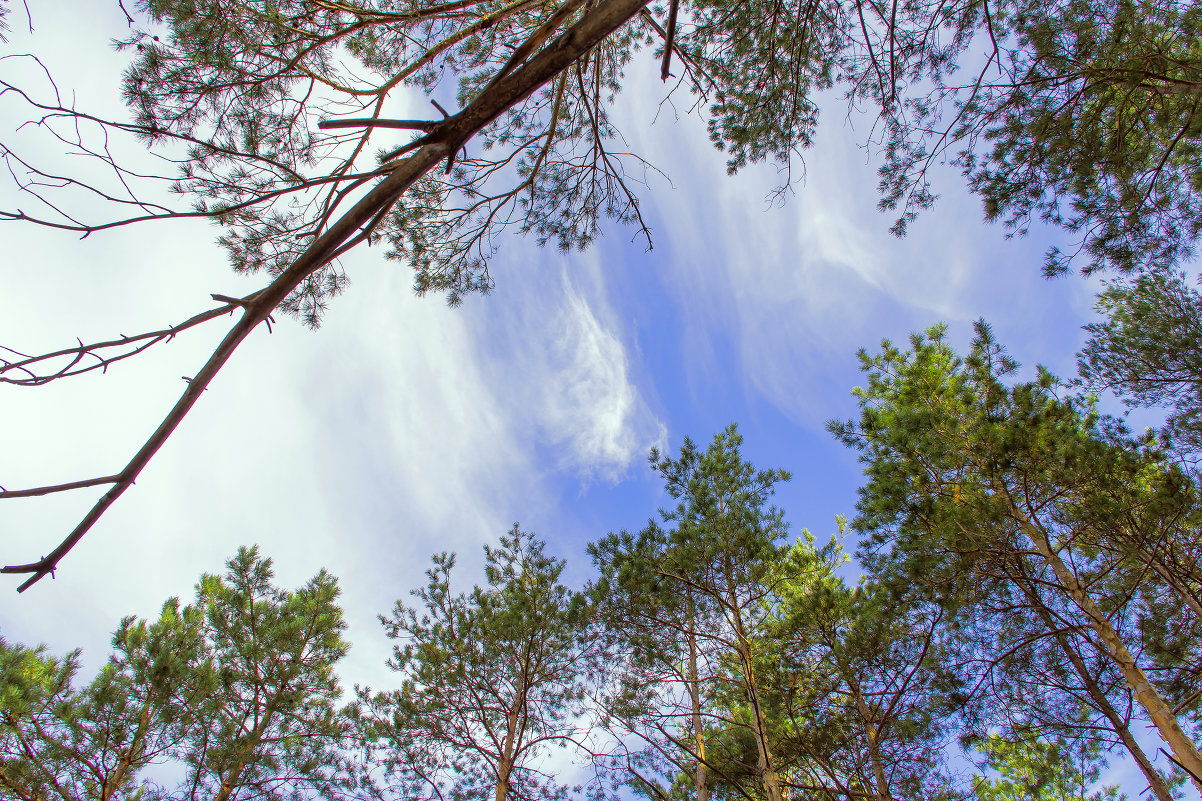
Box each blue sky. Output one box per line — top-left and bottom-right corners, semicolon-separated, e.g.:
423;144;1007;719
0;0;1153;793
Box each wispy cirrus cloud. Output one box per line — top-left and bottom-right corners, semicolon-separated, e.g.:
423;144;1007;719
540;272;666;479
613;66;1096;425
476;250;666;484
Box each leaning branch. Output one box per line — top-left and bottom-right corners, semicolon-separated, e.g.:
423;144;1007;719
2;0;652;592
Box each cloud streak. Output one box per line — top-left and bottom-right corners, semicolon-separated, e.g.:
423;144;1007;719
540;271;666;480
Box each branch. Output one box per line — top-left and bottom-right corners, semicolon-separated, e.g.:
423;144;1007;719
4;0;652;592
317;118;438;131
0;475;122;499
1;300;240;386
659;0;679;81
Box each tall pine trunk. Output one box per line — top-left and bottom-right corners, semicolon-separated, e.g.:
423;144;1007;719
728;598;783;801
687;591;709;801
496;647;530;801
847;674;893;801
1003;491;1202;790
1020;580;1175;801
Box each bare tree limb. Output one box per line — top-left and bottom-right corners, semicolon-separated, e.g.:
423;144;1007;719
2;0;652;592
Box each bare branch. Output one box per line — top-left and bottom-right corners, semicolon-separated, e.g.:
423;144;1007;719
3;0;653;591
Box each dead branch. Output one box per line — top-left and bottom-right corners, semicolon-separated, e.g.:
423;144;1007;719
1;299;242;386
2;0;652;592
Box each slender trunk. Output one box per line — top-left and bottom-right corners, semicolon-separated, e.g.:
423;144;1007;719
725;579;783;801
686;591;709;801
735;636;783;801
1139;542;1202;621
1027;599;1174;801
495;758;514;801
847;675;892;801
101;704;151;801
496;646;530;801
1004;493;1202;790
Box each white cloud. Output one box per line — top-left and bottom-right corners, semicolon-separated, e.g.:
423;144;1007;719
540;272;666;479
612;59;1097;426
472;250;666;484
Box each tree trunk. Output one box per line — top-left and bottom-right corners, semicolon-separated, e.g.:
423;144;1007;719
847;674;892;801
1029;600;1175;801
1136;539;1202;622
496;643;531;801
686;592;709;801
495;758;514;801
213;709;274;801
1004;492;1202;791
727;595;783;801
100;704;151;801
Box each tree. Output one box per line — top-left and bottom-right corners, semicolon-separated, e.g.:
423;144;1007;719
970;727;1125;801
763;566;961;800
175;546;352;801
939;550;1178;801
831;323;1202;795
0;545;352;800
870;0;1202;277
0;607;204;801
591;425;837;801
589;521;726;801
354;525;594;801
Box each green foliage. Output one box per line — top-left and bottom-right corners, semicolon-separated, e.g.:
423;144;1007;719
874;0;1202;275
0;547;351;801
357;525;593;801
179;546;352;801
831;322;1202;798
0;603;207;801
592;426;859;801
970;728;1125;801
681;0;843;176
765;568;961;800
830;321;1195;598
1079;270;1202;456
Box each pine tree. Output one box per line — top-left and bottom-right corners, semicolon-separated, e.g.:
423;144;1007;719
970;727;1126;801
0;606;204;801
0;545;352;800
831;323;1202;797
590;520;726;801
591;426;836;801
871;0;1202;276
764;565;961;801
355;525;594;801
1079;269;1202;461
175;546;352;801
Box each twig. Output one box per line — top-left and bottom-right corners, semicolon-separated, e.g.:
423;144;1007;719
1;301;240;386
0;475;122;499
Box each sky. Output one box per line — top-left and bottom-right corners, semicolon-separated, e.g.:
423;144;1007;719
0;0;1157;794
